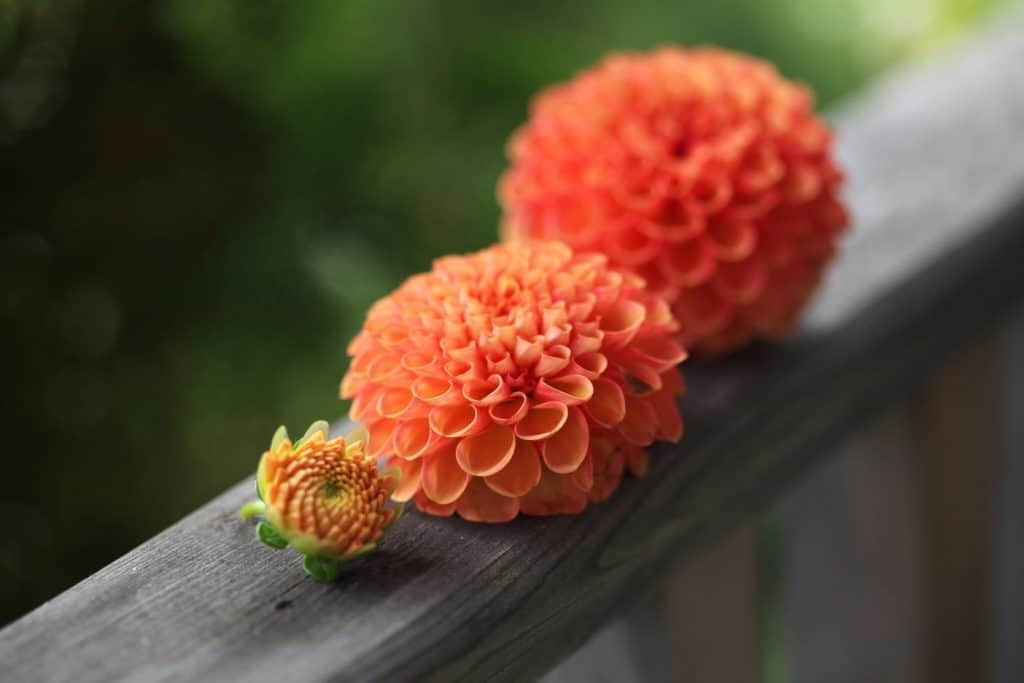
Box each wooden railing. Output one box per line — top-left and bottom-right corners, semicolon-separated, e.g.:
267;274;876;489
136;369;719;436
2;21;1023;683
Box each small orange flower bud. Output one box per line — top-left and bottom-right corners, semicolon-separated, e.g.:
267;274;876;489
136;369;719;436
242;422;402;579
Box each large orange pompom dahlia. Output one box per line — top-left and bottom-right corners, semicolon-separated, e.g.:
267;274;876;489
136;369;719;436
340;242;686;522
499;47;848;354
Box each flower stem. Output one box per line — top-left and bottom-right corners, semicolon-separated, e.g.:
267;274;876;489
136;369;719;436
239;499;266;521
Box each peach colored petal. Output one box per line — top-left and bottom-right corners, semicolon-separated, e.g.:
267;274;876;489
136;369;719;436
456;478;520;523
393;418;433;459
714;254;767;304
707;220;758;261
650;390;684;443
618;394;658;446
659;238;718;288
429;404;481;438
514;402;569;441
488;392;529;425
414;491;456;517
513;336;544;366
519;467;588;516
485;438;542;497
541;406;589;474
568;351;608;379
412;376;455;405
421;444;470;505
569;454;594;493
534;344;571;377
366;419;397;457
625;334;688;371
376;387;414;419
599;299;646;349
389;456;422;503
350;384;383;422
584;377;626;427
455;426;516;476
401;349;439;375
534;375;594;406
366;352;403;382
462;374;511;406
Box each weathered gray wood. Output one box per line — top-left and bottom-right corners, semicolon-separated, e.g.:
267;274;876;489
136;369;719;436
784;407;926;683
993;308;1024;683
659;527;757;683
917;336;1000;683
3;21;1024;683
547;526;757;683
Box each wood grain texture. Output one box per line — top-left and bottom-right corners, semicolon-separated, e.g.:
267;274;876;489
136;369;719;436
3;22;1024;683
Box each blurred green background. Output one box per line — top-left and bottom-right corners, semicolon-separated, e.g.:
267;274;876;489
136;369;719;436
0;0;1019;633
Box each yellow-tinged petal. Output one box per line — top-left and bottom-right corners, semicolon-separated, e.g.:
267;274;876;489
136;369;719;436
455;426;516;476
485;439;542;497
540;406;589;474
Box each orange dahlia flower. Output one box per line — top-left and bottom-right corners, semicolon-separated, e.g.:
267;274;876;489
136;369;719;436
499;47;848;354
341;242;686;522
240;422;402;580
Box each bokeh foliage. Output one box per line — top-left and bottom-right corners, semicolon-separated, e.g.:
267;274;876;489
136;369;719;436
0;0;1018;624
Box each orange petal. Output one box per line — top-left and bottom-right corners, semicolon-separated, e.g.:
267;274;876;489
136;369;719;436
394;418;433;459
568;351;608;379
389;456;422;503
514;402;569;441
618;394;658;446
456;478;520;523
534;375;594;406
429;404;481;438
570;454;594;493
350;384;383;422
519;467;588;516
414;490;456;517
366;352;403;382
540;406;589;474
534;344;571;377
455;426;516;476
412;376;454;405
584;377;626;427
650;390;684;443
513;336;544;366
672;284;733;336
485;438;542;497
401;349;439;374
625;334;688;371
659;237;717;287
376;387;414;419
421;443;470;505
714;254;767;304
599;299;645;349
462;374;511;406
366;419;397;457
489;392;529;425
707;220;757;261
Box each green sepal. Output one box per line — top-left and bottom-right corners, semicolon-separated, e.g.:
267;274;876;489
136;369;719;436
302;555;342;582
257;522;288;549
293;420;330;450
239;499;266;521
269;425;290;451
